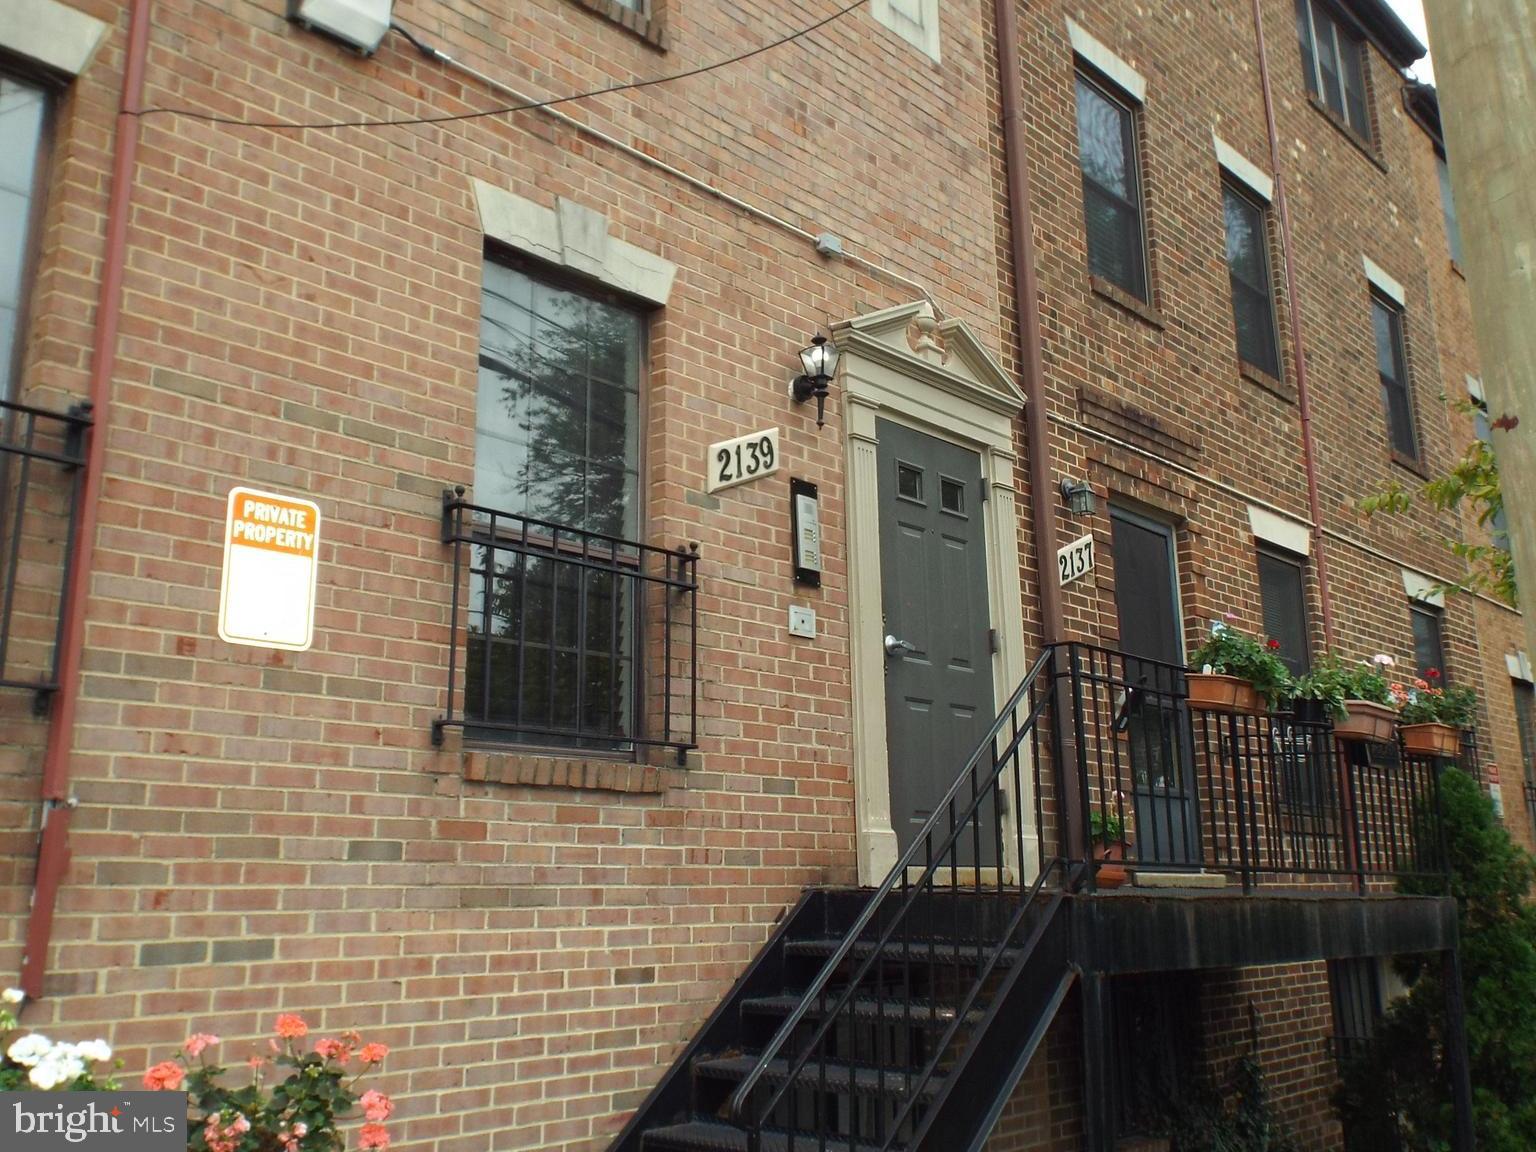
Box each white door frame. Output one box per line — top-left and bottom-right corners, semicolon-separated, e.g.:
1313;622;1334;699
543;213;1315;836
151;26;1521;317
834;302;1031;886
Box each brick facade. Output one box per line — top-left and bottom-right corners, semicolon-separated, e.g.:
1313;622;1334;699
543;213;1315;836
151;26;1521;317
0;0;1518;1149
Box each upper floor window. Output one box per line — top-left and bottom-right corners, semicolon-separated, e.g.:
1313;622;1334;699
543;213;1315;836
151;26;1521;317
1372;296;1417;461
0;71;51;398
1223;182;1281;378
871;0;941;62
1295;0;1371;141
1075;71;1148;303
1409;602;1446;681
1258;546;1309;677
1437;156;1464;265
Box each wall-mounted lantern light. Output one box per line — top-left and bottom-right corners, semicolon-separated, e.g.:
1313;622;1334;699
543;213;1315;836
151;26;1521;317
288;0;393;55
1060;477;1097;517
792;335;840;429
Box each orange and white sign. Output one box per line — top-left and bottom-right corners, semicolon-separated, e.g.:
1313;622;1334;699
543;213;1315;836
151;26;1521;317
218;486;321;651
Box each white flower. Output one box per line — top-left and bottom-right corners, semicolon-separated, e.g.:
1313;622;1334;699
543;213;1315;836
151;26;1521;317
1;988;24;1005
1372;654;1395;667
7;1034;53;1067
27;1048;83;1090
76;1039;112;1063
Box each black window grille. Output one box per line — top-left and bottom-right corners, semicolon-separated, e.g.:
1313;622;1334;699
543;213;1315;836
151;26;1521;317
1075;71;1148;302
1373;296;1418;460
1329;957;1382;1062
1296;0;1372;140
1224;183;1281;378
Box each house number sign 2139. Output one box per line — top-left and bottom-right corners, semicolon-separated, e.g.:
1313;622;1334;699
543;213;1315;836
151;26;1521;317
1057;532;1095;586
706;428;780;493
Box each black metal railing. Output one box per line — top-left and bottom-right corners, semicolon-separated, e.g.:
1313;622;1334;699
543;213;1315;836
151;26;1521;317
0;398;91;709
727;647;1073;1151
1061;643;1451;892
433;488;699;764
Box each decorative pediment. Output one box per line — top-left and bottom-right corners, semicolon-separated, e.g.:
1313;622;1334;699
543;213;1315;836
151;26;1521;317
831;301;1024;417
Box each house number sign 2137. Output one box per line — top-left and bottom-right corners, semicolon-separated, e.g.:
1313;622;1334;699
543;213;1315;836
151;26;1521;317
706;428;780;494
1057;532;1095;586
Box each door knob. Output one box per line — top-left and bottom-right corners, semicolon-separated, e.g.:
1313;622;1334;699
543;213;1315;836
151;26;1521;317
884;634;916;656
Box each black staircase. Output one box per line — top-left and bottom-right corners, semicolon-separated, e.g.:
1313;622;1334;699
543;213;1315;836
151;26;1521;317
611;650;1075;1152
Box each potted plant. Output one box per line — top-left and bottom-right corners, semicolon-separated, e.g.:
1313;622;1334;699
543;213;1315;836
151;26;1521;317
1089;801;1132;889
1393;670;1476;757
1287;656;1351;725
1186;616;1291;715
1324;654;1400;744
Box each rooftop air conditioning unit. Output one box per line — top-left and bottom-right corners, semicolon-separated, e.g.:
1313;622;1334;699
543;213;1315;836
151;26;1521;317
287;0;393;55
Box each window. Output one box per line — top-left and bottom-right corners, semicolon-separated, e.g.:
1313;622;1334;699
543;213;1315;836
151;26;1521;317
1438;156;1463;265
1295;0;1371;140
1224;182;1281;378
871;0;941;61
1516;682;1536;828
1409;602;1446;681
1373;296;1417;460
468;255;645;748
1468;387;1510;549
1111;973;1200;1137
0;71;51;398
1075;71;1148;302
1258;547;1309;677
1329;958;1382;1061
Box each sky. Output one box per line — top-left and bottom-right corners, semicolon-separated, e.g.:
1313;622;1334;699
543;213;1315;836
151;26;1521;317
1385;0;1435;83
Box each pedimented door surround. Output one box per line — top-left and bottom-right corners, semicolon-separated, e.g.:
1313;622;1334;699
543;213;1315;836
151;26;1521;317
834;302;1030;886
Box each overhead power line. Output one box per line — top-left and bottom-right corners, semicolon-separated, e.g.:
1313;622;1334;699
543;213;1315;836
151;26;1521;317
131;0;870;132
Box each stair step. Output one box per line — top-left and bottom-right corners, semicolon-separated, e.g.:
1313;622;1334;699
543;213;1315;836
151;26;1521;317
641;1120;896;1152
783;937;1019;966
741;993;982;1027
693;1054;944;1098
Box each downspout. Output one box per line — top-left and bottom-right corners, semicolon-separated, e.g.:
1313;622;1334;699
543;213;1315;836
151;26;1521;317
1250;0;1338;647
993;0;1084;875
993;0;1062;647
20;0;152;999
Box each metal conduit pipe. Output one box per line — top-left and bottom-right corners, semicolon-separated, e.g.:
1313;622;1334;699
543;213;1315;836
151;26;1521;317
1250;0;1338;647
20;0;153;1000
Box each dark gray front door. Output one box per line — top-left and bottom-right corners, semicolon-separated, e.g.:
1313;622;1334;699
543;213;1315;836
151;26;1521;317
1109;506;1198;865
877;419;995;861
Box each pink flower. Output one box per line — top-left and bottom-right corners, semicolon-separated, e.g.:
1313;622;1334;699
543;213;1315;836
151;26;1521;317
231;1115;250;1135
184;1033;220;1058
1223;612;1239;622
313;1037;350;1061
292;1123;308;1138
274;1014;308;1040
360;1089;394;1123
357;1042;389;1064
248;1055;266;1070
358;1123;390;1150
143;1061;185;1091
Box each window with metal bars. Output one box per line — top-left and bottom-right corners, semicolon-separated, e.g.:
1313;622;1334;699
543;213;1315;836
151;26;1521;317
1111;973;1200;1138
1295;0;1372;141
1224;182;1281;378
1373;296;1418;461
1329;957;1383;1062
1075;70;1149;303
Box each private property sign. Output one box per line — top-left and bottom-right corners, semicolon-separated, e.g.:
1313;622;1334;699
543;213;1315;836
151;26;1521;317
217;486;321;651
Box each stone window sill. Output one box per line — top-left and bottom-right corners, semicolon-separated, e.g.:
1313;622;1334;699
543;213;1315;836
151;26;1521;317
1090;275;1165;330
566;0;668;49
1307;96;1388;174
1240;359;1295;403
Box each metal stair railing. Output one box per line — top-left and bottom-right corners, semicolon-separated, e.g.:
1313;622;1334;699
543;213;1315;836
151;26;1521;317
727;646;1065;1152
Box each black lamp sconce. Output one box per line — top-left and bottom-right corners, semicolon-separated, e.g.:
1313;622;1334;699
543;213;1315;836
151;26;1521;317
792;334;841;428
1060;477;1097;516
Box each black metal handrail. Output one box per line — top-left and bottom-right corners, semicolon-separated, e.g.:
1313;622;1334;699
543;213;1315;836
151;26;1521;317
0;398;91;710
1061;642;1452;891
433;488;699;764
728;646;1064;1151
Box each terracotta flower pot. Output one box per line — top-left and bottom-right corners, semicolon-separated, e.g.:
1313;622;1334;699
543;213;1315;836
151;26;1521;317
1400;721;1462;757
1333;700;1398;744
1094;840;1131;889
1186;672;1262;716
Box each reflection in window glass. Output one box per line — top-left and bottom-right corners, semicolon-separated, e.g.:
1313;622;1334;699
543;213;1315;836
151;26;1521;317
1075;73;1147;302
0;74;48;397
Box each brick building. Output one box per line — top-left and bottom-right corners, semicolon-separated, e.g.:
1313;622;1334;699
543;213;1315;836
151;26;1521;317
0;0;1518;1149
